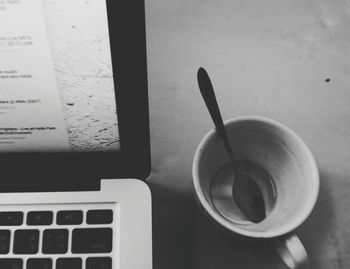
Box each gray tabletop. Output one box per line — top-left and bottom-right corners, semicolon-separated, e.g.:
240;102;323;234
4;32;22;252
145;0;350;268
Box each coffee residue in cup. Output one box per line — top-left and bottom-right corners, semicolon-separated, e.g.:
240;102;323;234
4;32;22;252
210;160;277;224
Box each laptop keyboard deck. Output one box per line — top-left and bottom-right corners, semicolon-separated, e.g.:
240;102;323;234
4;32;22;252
0;203;117;269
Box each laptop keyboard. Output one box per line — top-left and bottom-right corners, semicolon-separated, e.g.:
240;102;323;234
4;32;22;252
0;203;117;269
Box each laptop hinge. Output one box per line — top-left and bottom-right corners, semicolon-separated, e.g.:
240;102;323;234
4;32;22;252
0;176;101;193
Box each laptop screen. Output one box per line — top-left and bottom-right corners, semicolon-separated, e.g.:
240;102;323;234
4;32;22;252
0;0;120;153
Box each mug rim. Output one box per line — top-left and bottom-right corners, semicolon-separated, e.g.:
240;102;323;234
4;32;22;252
192;116;319;238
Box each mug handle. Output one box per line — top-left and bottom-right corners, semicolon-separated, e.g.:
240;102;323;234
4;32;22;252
273;234;308;269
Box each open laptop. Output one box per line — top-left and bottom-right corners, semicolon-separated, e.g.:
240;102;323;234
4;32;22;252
0;1;152;269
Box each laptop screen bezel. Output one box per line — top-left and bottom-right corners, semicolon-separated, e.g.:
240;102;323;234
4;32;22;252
0;0;150;191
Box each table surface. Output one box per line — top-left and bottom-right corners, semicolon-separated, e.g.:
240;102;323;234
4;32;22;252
145;0;350;268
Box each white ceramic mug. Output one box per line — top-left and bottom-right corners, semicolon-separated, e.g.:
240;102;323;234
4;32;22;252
192;116;319;269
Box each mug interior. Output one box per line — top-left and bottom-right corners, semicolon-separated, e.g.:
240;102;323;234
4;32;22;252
193;117;319;238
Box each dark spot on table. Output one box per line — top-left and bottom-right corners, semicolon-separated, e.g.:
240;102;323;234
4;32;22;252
325;78;331;83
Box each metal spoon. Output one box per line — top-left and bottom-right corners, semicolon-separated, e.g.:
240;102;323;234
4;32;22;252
197;67;266;223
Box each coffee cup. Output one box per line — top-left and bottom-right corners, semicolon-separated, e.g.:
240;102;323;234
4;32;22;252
192;116;319;268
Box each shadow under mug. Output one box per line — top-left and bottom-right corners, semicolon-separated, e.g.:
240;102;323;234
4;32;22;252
192;116;319;269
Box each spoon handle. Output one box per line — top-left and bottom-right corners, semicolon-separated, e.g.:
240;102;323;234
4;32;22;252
197;67;235;162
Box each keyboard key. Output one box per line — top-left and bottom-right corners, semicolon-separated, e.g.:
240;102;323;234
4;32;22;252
86;257;112;269
13;230;39;254
27;211;53;226
0;230;10;254
72;228;112;254
42;229;68;254
87;210;113;225
56;258;82;269
57;211;83;225
27;258;52;269
0;212;23;226
0;258;23;269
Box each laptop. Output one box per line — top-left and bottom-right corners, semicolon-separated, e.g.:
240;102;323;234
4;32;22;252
0;1;152;269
